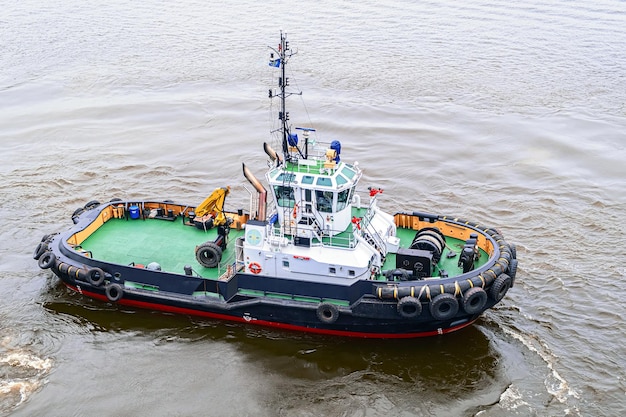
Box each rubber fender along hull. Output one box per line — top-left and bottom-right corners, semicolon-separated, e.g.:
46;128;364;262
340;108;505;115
45;239;487;340
59;278;481;339
44;234;494;339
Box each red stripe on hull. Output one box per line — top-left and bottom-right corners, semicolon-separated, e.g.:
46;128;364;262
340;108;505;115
66;284;476;339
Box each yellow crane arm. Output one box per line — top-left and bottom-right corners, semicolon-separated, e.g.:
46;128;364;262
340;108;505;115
195;186;230;226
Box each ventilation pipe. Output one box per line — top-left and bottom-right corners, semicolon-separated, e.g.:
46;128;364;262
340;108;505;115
242;163;267;222
263;142;282;166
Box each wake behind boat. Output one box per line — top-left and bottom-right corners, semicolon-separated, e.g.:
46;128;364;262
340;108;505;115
35;32;517;338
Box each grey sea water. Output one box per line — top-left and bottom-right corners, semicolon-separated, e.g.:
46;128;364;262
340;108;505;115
1;1;625;415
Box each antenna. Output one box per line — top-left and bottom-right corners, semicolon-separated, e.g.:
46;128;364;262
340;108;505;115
268;31;302;164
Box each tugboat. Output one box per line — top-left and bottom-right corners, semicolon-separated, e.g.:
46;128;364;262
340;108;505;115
34;32;517;338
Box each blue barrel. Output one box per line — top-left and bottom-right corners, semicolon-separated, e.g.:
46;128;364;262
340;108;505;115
330;140;341;162
129;205;140;219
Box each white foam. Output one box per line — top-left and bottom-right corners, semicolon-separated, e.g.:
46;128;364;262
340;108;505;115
501;326;580;404
1;336;11;348
0;352;53;372
0;349;53;411
498;384;529;411
0;380;41;408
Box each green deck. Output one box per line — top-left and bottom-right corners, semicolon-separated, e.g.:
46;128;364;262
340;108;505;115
78;215;486;281
79;217;244;279
389;227;488;278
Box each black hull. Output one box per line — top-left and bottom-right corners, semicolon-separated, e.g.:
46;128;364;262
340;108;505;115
45;251;492;338
56;275;482;338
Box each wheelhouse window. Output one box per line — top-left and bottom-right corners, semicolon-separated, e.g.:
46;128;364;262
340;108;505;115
274;185;295;207
337;188;352;211
341;166;356;179
316;190;334;213
316;177;332;187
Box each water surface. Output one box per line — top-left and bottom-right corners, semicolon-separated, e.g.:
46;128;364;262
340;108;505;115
1;1;625;416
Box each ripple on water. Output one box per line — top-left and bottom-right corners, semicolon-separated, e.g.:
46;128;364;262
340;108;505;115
0;336;53;414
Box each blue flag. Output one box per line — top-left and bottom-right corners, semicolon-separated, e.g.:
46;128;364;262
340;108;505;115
269;58;281;68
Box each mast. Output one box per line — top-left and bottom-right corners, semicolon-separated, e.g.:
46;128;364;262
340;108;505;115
269;31;301;164
280;31;289;161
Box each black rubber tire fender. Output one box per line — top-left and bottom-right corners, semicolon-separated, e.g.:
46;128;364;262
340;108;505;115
57;262;70;276
195;242;223;268
71;207;85;224
508;259;518;286
316;303;339;324
84;200;101;210
86;267;106;286
33;242;47;260
76;267;90;282
105;283;124;302
66;265;82;282
38;252;56;269
429;293;459;321
462;287;488;315
490;273;512;302
397;296;422;319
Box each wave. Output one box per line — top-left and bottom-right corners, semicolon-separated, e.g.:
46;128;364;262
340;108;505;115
499;325;581;415
0;343;53;414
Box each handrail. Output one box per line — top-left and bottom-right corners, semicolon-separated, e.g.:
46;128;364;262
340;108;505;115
265;216;355;249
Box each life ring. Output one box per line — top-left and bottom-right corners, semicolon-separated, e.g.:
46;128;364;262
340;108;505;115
490;274;512;302
87;267;106;286
397;296;422;319
105;283;124;302
33;242;47;260
461;287;488;315
249;262;262;274
292;203;298;219
316;303;339;324
429;293;459;321
38;252;56;269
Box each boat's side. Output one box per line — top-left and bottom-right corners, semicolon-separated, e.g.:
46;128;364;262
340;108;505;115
34;200;517;338
58;281;479;338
